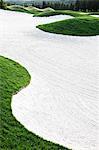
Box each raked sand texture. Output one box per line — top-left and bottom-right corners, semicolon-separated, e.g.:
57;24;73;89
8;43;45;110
0;9;99;150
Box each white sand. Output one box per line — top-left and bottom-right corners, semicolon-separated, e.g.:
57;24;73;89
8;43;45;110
91;15;99;18
0;9;99;150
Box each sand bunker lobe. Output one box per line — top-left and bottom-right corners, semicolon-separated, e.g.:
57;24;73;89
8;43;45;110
0;9;99;150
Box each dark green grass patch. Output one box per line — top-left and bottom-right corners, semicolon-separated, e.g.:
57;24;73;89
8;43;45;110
0;56;70;150
37;16;99;36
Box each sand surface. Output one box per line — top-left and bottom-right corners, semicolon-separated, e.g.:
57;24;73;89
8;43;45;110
91;15;99;18
0;9;99;150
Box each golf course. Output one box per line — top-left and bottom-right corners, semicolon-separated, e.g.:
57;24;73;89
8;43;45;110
0;2;99;150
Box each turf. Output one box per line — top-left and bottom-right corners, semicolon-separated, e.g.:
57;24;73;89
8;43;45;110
25;6;43;14
7;5;99;19
37;16;99;36
7;5;55;15
0;56;70;150
34;10;86;17
7;5;29;13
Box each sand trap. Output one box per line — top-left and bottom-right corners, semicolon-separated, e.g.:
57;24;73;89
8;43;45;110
0;9;99;150
91;15;99;18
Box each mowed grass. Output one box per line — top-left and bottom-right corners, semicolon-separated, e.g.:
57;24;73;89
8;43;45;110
32;7;99;36
7;5;87;17
37;16;99;36
34;10;86;17
0;56;70;150
7;5;55;14
7;5;99;18
25;6;43;14
7;5;30;13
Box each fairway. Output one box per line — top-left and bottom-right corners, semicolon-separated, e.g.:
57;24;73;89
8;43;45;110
37;16;99;36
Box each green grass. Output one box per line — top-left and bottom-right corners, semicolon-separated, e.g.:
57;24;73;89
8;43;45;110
7;5;30;13
32;7;99;36
0;56;71;150
7;5;55;15
34;10;87;17
25;6;43;14
6;5;88;18
7;4;99;19
37;16;99;36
